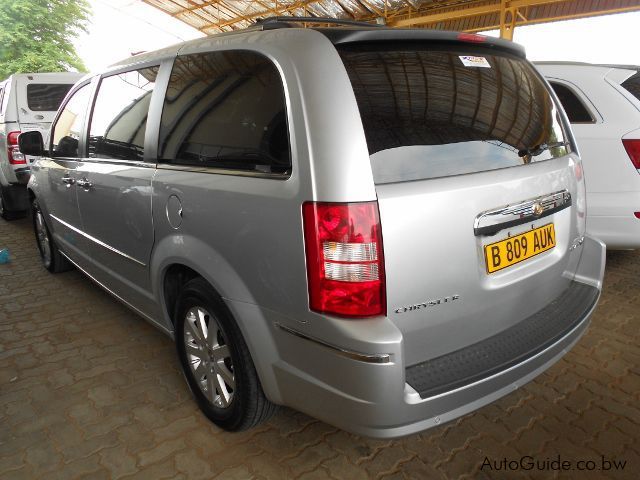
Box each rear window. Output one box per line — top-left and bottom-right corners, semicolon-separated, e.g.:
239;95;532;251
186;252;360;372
337;45;569;184
621;71;640;102
27;83;74;111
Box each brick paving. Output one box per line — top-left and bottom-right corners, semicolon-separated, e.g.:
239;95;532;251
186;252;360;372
1;215;638;479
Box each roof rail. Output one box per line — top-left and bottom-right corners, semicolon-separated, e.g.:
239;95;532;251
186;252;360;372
255;16;382;29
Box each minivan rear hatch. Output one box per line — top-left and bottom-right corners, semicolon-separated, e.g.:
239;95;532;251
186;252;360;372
335;37;584;367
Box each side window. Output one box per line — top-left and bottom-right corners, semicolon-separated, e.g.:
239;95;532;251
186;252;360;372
0;87;4;115
159;50;291;175
51;84;92;158
549;82;595;123
88;67;158;162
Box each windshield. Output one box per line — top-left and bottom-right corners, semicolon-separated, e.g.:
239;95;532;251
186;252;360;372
337;44;569;184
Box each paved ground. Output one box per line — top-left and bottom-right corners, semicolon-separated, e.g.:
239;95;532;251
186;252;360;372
1;215;638;480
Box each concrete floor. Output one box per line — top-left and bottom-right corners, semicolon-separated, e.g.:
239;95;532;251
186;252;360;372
1;215;638;479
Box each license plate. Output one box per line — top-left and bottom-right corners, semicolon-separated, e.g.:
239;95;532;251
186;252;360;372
485;224;556;274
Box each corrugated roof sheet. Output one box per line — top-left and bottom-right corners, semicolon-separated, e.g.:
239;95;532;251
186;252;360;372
142;0;640;34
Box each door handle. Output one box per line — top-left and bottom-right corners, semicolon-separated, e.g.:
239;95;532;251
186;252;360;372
77;178;93;190
61;176;75;187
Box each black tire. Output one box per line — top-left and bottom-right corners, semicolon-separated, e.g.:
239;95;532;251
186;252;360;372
175;277;277;431
31;199;72;273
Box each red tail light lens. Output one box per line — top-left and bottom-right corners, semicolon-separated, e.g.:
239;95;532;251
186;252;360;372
622;139;640;169
302;201;386;318
7;131;20;145
7;131;26;165
634;212;640;219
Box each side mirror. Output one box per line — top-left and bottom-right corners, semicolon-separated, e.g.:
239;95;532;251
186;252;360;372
18;131;44;157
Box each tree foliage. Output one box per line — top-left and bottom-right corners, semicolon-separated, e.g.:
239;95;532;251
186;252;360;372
0;0;91;79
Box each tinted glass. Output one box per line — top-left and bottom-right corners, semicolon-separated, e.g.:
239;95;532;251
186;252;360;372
52;84;91;158
549;82;594;123
621;71;640;102
159;50;290;175
89;68;157;161
338;45;569;184
27;84;74;111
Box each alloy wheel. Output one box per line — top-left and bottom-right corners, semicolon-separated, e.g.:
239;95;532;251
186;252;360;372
183;306;235;408
34;209;52;266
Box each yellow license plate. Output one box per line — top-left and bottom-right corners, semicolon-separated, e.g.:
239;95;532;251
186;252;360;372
485;224;556;274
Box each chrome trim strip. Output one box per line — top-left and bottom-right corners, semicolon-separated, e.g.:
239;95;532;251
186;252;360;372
80;158;155;169
275;322;391;364
58;251;171;336
474;189;572;237
156;163;290;180
50;214;146;266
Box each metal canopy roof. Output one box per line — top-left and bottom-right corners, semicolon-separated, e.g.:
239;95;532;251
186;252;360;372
143;0;640;38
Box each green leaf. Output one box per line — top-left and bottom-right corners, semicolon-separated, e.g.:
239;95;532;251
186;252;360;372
0;0;91;79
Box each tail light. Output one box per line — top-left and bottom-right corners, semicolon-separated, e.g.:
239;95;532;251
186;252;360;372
634;212;640;219
7;131;26;165
622;139;640;169
302;201;386;317
457;33;487;43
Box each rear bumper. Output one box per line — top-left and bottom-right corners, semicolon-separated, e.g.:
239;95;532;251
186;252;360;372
587;215;640;249
240;236;605;438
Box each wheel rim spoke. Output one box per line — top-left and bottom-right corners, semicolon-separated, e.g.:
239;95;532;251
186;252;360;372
186;343;205;359
193;361;207;381
211;344;229;360
206;372;217;403
185;311;203;343
216;362;235;390
213;371;230;407
195;308;209;342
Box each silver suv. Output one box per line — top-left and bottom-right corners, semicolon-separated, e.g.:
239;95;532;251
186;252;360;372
20;18;606;438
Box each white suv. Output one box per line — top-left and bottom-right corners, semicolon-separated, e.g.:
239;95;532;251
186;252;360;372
0;72;83;219
537;62;640;249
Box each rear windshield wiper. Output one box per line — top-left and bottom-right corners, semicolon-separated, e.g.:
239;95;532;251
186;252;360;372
518;141;569;158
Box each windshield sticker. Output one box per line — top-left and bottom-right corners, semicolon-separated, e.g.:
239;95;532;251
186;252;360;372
459;55;491;68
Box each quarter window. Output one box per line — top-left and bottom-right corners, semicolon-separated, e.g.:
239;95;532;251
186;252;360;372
88;67;157;162
51;84;92;158
621;71;640;102
549;82;595;123
159;50;290;175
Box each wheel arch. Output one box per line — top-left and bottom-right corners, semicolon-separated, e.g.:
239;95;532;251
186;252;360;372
150;236;283;404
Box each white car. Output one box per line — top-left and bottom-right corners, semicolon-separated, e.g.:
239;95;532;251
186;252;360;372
537;62;640;249
0;72;83;219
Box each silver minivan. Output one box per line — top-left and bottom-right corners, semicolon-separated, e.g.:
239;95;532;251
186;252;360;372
20;19;606;438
